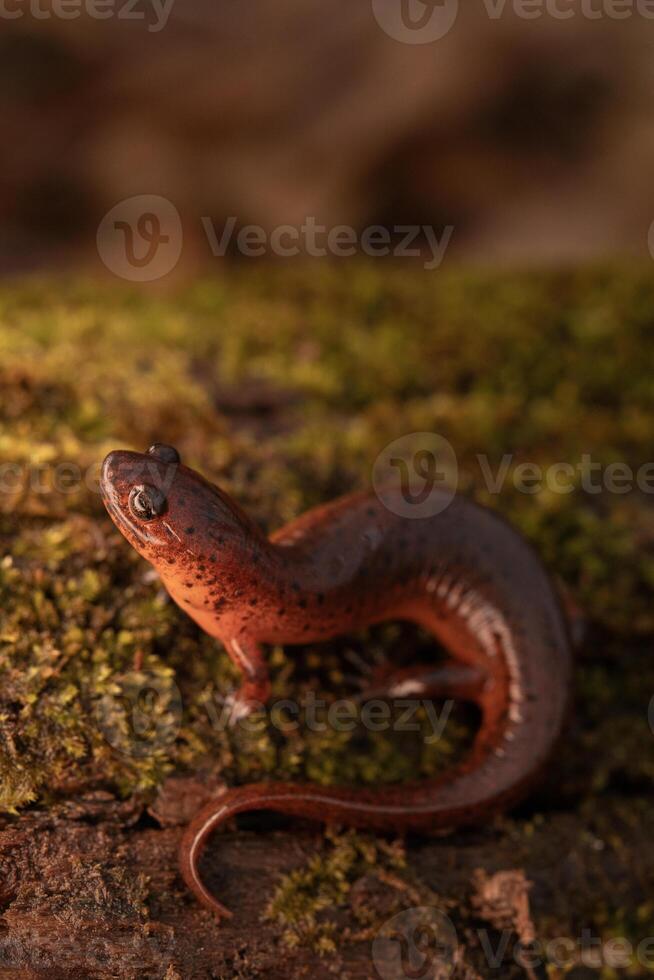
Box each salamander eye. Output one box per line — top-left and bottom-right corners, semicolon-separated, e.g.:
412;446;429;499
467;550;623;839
129;484;167;521
147;444;181;465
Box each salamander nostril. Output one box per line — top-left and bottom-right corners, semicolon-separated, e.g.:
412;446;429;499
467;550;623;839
148;443;181;465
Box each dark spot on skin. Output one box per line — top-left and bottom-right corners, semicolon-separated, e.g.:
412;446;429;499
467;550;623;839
291;582;300;592
185;582;193;589
302;624;310;631
186;527;195;535
299;599;307;609
210;555;217;562
366;506;375;517
249;598;258;606
277;608;286;616
317;593;325;604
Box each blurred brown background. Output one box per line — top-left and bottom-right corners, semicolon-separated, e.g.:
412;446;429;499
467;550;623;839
2;0;653;274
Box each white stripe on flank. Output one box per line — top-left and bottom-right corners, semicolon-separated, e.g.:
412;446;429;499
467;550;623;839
427;573;525;725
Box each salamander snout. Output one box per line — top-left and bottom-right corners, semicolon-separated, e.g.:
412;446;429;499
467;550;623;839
100;448;182;549
101;444;257;577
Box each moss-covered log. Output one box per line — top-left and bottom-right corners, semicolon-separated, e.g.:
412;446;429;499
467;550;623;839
1;264;653;976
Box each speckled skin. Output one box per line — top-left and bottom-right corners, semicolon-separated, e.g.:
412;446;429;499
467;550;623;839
101;446;572;919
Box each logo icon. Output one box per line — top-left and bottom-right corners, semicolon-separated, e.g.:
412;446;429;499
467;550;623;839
372;906;458;979
371;0;459;44
97;195;183;281
94;670;183;758
372;432;458;519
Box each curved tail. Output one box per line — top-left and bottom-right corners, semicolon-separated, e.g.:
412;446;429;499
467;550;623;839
179;702;562;918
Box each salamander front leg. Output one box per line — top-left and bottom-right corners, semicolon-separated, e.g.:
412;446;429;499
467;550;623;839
222;636;271;722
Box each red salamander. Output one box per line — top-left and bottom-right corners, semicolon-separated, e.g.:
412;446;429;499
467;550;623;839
100;443;572;919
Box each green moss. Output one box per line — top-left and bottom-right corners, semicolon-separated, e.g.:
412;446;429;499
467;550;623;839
264;827;408;952
0;263;653;949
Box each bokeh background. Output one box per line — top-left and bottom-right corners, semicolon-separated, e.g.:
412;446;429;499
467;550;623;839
2;1;654;274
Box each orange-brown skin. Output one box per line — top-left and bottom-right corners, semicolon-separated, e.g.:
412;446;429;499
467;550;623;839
100;445;572;919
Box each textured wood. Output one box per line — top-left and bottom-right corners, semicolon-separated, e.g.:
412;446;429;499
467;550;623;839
2;788;652;979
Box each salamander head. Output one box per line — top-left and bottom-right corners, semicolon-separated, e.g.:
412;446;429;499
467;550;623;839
100;445;256;578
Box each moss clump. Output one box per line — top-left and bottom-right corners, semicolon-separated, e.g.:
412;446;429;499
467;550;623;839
264;827;408;953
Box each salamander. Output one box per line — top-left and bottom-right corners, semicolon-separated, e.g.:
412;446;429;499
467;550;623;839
100;443;572;919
